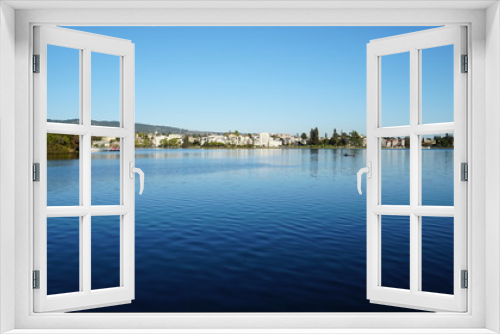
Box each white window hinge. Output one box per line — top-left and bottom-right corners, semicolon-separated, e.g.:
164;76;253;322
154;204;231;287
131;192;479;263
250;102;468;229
461;162;468;182
33;163;40;182
33;54;40;73
33;270;40;289
461;270;468;289
461;54;468;73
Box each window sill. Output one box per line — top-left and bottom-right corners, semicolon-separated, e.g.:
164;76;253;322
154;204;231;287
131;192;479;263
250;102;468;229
4;329;497;334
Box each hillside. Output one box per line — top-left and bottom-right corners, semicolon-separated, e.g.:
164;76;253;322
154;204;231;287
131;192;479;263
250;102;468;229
47;119;210;134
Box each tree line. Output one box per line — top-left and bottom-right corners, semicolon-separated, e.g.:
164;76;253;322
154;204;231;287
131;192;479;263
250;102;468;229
47;131;454;153
301;128;364;147
422;134;454;148
47;134;79;154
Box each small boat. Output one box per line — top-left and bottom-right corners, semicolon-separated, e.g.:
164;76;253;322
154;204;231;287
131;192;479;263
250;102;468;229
343;153;356;157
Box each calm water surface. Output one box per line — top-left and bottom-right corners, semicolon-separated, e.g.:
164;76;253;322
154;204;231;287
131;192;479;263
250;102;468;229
46;148;454;312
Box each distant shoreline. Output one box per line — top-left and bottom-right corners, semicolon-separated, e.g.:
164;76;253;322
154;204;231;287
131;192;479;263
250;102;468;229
133;146;453;150
48;146;454;154
47;146;454;157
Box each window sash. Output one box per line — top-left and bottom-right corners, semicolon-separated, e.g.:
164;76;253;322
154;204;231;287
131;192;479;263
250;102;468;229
32;25;136;313
366;26;468;312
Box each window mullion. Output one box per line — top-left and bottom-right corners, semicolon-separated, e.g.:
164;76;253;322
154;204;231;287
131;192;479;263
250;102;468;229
81;132;91;293
119;55;124;287
82;48;92;294
409;47;420;294
82;48;91;210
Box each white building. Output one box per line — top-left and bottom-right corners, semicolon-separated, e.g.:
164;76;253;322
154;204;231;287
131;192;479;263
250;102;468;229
254;132;281;147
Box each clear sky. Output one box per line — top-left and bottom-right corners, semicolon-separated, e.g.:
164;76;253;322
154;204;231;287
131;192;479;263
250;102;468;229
48;26;454;137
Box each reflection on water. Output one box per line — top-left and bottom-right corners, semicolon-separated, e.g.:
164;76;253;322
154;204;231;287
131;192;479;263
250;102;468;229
381;149;411;205
45;148;453;312
309;149;319;177
422;149;454;206
47;153;79;160
47;152;122;160
91;151;121;160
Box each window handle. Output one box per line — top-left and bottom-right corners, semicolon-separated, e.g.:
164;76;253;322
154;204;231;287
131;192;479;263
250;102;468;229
357;162;372;195
129;162;145;195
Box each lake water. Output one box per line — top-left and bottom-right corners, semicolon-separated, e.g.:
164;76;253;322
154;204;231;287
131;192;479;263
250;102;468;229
46;148;455;312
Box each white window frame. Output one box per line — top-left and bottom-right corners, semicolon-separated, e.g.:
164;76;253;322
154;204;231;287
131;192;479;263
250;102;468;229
1;1;499;333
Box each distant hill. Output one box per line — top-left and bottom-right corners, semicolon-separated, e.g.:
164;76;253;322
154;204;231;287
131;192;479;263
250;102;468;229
47;119;214;135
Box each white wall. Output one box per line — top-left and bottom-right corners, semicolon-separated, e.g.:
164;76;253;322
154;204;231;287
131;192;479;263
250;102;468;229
0;2;16;333
485;2;500;333
5;5;495;332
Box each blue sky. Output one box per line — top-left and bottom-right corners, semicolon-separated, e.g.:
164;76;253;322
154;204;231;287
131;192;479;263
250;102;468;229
48;26;454;136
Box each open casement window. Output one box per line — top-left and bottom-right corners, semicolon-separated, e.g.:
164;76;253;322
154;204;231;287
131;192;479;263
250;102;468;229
33;26;137;312
365;26;467;312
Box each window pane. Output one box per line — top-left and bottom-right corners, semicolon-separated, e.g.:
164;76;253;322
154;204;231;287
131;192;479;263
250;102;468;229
421;134;454;206
381;52;410;127
91;52;121;127
381;215;410;290
47;45;80;124
47;133;80;206
381;138;410;205
47;217;80;295
91;216;121;290
421;216;454;295
421;45;454;124
91;137;121;205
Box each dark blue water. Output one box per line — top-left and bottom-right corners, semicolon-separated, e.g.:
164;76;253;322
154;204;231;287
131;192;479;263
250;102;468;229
46;148;454;312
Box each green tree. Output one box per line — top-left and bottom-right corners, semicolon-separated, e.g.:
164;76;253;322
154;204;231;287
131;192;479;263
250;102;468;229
444;133;454;148
301;133;308;141
330;128;339;146
309;127;320;145
340;131;349;146
349;130;361;147
181;135;190;148
160;138;179;147
433;134;454;148
47;134;79;154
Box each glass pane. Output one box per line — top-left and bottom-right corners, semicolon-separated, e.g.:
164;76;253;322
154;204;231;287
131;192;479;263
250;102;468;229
47;133;80;206
421;134;454;206
421;45;454;124
381;215;410;290
92;137;120;205
381;52;410;127
381;137;410;205
421;216;454;295
91;216;120;290
91;52;121;127
47;45;80;124
47;217;80;295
